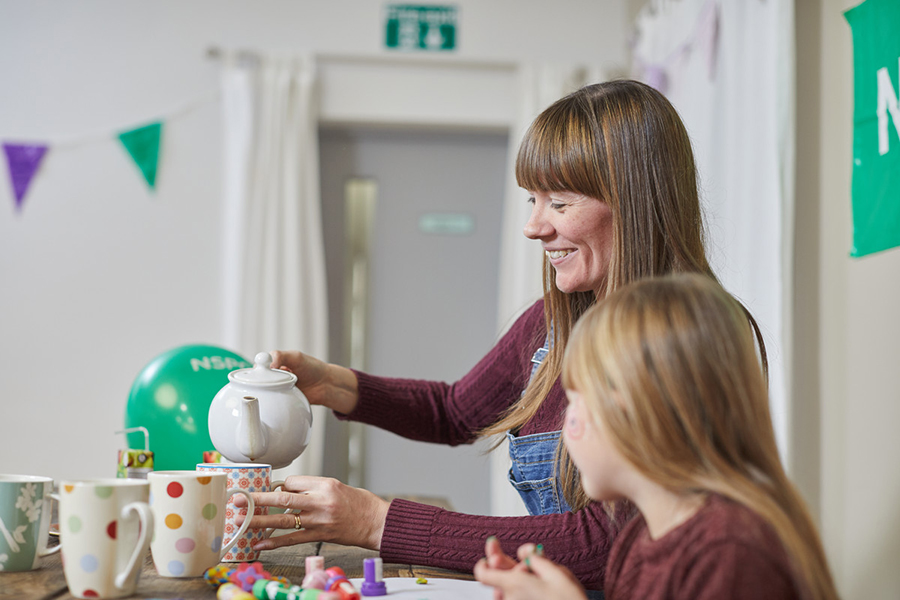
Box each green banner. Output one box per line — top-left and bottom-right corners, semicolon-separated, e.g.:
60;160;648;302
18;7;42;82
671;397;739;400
118;122;162;190
845;0;900;257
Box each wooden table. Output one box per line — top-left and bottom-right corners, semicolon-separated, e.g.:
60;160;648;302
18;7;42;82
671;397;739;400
1;541;473;600
1;497;473;600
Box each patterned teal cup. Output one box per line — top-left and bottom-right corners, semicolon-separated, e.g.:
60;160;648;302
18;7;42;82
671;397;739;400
0;474;60;571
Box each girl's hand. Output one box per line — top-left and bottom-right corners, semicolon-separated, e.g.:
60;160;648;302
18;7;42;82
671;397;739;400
475;541;587;600
484;535;519;570
233;476;389;551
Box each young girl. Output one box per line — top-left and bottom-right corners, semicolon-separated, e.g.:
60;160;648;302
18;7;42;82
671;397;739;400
475;274;839;600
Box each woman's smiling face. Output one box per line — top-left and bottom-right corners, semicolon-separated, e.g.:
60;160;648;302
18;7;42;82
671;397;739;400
523;191;614;295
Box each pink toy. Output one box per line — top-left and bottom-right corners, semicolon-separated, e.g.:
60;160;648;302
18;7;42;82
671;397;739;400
306;555;325;572
302;569;329;590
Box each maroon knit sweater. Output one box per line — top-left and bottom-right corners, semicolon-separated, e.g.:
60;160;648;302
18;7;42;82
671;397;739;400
339;301;624;591
605;494;800;600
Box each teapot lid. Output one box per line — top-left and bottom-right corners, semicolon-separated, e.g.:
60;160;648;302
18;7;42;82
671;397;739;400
228;352;297;387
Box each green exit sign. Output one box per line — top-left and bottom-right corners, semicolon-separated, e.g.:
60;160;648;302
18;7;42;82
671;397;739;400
385;5;457;51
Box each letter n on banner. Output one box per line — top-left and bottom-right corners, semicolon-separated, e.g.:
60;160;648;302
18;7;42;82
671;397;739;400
845;0;900;257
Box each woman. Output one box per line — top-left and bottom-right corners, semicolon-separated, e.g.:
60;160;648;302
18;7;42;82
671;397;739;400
237;80;766;593
475;274;836;600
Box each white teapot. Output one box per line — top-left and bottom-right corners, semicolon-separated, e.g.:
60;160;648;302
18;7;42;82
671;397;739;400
208;352;313;469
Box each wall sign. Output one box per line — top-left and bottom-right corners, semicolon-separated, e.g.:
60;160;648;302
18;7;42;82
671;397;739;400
418;212;473;235
845;0;900;257
385;5;457;52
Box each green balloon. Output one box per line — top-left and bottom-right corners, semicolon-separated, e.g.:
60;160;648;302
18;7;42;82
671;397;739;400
124;345;250;471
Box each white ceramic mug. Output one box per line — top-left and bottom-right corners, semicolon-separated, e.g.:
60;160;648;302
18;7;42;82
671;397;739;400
52;479;153;599
195;463;287;562
0;474;60;571
147;470;255;577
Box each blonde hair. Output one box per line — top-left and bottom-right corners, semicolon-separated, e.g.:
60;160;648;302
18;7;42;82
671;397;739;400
562;273;837;600
480;80;766;511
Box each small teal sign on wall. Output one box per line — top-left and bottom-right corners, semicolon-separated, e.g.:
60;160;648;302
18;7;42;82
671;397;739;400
418;213;473;235
385;5;457;52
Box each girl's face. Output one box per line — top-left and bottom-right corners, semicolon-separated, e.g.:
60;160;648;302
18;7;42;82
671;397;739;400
563;388;630;501
523;191;614;295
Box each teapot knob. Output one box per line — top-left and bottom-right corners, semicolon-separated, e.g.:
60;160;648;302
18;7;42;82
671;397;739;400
254;352;273;369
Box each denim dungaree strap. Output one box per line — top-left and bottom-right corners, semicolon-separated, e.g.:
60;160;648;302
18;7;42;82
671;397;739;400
508;335;606;599
506;334;572;516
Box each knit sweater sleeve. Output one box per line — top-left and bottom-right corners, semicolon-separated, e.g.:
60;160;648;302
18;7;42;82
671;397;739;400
336;301;545;445
380;499;621;591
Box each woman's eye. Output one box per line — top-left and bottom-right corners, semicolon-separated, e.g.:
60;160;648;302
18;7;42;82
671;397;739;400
527;196;536;204
550;202;565;210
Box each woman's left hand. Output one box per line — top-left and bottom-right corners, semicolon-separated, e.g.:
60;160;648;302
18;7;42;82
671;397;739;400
233;476;390;551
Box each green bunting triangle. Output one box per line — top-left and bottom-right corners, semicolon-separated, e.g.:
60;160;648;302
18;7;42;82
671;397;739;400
118;122;162;190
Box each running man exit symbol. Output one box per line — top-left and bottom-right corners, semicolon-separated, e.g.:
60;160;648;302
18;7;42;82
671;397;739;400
385;5;457;51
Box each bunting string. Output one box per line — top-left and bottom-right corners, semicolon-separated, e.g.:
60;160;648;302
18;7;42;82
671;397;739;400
1;91;219;213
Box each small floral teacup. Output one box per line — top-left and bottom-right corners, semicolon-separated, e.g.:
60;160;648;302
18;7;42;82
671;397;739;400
195;463;285;561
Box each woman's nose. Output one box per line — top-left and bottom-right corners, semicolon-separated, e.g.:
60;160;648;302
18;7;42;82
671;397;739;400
523;203;551;240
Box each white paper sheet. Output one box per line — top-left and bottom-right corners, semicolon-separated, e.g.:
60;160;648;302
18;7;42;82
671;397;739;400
348;576;494;599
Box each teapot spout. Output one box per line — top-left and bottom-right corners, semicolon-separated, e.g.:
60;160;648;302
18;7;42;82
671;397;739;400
236;396;269;461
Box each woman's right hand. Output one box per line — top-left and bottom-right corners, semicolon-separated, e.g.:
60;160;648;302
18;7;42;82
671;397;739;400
270;350;359;415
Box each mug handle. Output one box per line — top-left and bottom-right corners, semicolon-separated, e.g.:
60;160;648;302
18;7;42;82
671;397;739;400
220;489;256;558
264;480;297;538
114;501;154;591
43;493;62;557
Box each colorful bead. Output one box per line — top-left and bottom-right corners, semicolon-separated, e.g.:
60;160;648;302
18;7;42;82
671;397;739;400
204;564;236;587
229;562;274;592
218;583;256;600
251;578;306;600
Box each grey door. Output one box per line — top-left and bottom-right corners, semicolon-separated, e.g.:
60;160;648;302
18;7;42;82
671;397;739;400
319;126;509;515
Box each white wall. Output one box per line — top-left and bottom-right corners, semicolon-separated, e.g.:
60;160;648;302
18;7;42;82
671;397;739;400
795;2;900;599
0;1;626;483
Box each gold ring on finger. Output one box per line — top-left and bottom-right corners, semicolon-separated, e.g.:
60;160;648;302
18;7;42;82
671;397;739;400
293;513;303;530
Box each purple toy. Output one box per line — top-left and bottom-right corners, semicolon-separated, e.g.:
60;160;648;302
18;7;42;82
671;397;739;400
361;558;387;596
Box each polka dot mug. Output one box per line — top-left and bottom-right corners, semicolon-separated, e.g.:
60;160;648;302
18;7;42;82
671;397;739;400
51;479;153;599
147;471;255;578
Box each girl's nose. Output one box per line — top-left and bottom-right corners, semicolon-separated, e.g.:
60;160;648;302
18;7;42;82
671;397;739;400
523;202;551;240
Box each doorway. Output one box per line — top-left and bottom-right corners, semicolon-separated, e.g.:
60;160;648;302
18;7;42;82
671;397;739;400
318;126;509;515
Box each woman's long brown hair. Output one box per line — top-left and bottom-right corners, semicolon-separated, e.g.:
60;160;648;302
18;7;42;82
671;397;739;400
562;274;837;600
480;80;768;511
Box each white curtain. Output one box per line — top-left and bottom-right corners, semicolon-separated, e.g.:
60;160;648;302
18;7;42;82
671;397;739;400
220;54;329;480
632;0;796;461
491;63;606;517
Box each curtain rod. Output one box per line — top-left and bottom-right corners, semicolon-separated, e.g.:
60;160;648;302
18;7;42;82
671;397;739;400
205;46;517;72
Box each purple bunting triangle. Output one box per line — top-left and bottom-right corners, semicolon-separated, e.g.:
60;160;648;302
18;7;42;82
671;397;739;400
3;143;49;211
